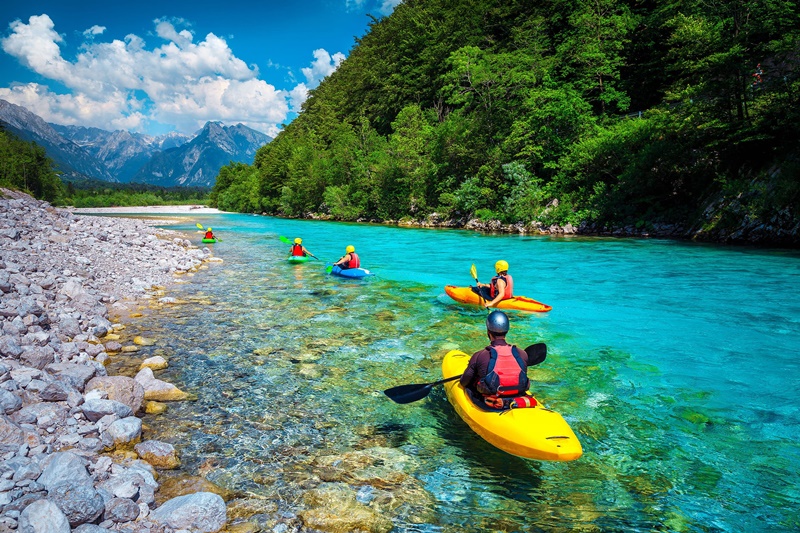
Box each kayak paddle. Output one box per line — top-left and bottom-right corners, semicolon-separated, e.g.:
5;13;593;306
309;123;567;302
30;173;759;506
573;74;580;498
471;263;488;309
383;343;547;404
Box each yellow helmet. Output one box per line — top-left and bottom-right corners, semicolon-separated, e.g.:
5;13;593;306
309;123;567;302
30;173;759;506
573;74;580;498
207;227;212;232
346;245;355;253
495;260;509;273
294;238;302;244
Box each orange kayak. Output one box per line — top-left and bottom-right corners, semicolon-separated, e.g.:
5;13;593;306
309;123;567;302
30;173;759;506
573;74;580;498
444;285;552;313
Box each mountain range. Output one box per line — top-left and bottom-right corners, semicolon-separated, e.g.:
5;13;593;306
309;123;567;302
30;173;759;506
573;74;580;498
0;99;272;187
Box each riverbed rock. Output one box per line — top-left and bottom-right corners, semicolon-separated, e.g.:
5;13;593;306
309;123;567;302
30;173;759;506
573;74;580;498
134;367;189;401
101;416;142;450
134;440;180;469
18;499;71;533
139;355;168;371
37;451;93;490
299;482;393;533
81;398;134;422
85;376;145;413
149;492;227;532
48;481;106;526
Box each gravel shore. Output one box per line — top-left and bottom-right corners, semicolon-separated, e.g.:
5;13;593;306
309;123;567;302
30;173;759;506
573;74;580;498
0;189;228;532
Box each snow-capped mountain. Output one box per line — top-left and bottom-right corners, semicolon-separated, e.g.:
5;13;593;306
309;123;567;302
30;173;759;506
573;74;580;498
0;100;117;182
0;99;272;187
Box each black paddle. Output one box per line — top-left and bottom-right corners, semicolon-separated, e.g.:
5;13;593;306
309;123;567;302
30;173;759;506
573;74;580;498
383;343;547;404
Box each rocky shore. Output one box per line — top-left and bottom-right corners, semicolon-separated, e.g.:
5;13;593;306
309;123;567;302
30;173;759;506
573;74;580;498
0;189;228;533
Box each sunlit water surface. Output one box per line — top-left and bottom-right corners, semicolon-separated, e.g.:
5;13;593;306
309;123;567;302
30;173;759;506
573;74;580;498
110;214;800;532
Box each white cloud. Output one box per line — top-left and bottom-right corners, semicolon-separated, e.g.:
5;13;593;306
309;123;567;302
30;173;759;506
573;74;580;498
301;48;346;86
0;14;292;135
379;0;402;15
83;25;106;37
288;83;309;113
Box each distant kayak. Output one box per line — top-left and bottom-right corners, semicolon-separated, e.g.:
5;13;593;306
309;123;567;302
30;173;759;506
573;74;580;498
288;255;310;263
201;238;217;244
444;285;552;312
330;265;372;278
442;350;582;461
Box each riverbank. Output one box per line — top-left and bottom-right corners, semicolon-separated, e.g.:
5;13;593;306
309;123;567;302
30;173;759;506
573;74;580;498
291;206;800;247
0;189;229;532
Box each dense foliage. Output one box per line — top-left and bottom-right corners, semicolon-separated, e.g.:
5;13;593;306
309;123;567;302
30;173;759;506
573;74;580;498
211;0;800;235
0;127;63;202
61;180;210;208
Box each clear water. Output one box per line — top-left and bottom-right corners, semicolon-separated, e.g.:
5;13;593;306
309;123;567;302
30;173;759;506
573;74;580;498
115;213;800;532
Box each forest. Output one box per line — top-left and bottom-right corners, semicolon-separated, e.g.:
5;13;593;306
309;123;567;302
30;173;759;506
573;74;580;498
211;0;800;242
0;127;62;202
0;127;209;207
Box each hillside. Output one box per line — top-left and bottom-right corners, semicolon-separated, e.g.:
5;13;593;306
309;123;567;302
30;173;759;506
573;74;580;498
210;0;800;246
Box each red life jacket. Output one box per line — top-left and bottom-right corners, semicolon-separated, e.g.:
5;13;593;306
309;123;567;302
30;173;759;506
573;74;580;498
204;231;213;239
345;252;360;269
477;344;529;397
490;274;513;299
291;244;304;256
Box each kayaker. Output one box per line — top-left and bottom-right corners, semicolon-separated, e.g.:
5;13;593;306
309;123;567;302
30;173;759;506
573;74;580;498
289;238;317;259
204;227;215;240
333;245;360;270
473;260;513;308
460;310;533;409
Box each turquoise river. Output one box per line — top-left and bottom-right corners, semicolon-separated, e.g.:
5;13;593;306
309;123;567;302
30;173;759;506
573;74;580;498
109;213;800;533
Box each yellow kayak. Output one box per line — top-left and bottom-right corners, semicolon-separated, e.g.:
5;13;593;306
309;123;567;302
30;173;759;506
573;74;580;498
444;285;552;313
442;350;582;461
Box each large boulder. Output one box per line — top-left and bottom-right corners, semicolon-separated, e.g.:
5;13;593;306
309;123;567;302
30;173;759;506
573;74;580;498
85;376;144;413
37;452;92;491
18;499;71;533
150;492;227;533
48;481;105;526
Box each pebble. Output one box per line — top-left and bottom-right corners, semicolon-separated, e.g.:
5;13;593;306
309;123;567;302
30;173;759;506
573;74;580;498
0;189;228;532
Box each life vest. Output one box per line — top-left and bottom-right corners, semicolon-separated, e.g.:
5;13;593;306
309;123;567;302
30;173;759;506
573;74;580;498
490;274;513;299
291;244;304;256
344;252;360;269
477;344;529;398
204;231;213;239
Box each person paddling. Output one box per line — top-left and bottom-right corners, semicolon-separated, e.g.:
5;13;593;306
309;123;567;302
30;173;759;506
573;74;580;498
473;260;514;308
333;245;360;270
204;227;215;240
289;238;317;259
460;310;536;410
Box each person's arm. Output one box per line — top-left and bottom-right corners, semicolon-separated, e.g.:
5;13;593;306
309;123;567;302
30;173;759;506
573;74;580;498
484;278;506;308
460;354;479;387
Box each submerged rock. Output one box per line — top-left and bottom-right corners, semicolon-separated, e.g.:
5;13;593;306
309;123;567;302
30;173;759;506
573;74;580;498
299;482;393;533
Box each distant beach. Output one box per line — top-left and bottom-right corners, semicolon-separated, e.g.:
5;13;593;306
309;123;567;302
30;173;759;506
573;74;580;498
69;205;227;215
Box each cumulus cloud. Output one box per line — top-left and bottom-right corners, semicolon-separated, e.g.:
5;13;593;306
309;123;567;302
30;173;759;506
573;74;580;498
301;48;346;86
0;14;310;135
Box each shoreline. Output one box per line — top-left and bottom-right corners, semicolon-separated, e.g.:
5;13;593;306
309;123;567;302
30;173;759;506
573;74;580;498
0;189;229;531
69;205;227;215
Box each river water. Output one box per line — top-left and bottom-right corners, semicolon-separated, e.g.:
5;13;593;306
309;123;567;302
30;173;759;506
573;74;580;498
114;213;800;532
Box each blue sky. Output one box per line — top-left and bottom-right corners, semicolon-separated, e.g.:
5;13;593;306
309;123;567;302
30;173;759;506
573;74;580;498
0;0;400;136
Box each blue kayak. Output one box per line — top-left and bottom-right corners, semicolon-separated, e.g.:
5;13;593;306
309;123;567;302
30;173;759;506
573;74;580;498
329;265;373;278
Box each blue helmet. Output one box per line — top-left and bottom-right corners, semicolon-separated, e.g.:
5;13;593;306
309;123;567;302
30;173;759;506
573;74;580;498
486;310;509;334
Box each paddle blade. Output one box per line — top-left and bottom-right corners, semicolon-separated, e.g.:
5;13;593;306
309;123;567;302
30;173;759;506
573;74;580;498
196;223;204;230
279;236;292;244
383;383;433;404
325;264;333;273
524;343;547;366
470;263;478;280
